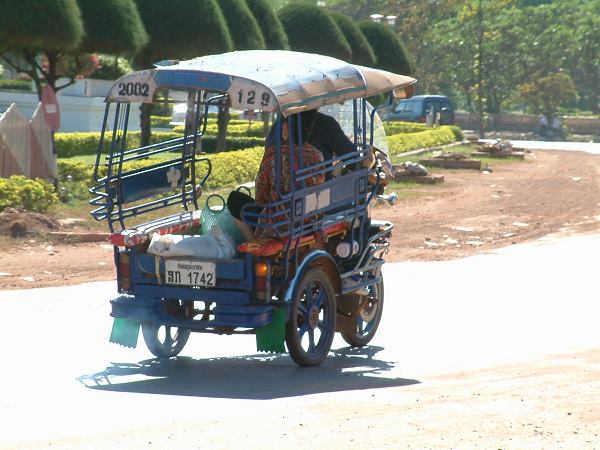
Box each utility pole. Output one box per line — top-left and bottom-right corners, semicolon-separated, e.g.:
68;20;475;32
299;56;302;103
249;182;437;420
477;0;484;138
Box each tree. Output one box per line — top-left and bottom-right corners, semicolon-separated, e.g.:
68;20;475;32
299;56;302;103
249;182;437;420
564;5;600;113
278;3;352;61
218;0;266;50
215;0;266;151
0;0;84;98
0;0;83;52
246;0;289;50
245;0;289;137
134;0;233;147
518;72;578;121
135;0;232;65
420;18;477;109
322;0;388;22
78;0;148;55
358;21;414;75
0;0;148;98
330;13;375;67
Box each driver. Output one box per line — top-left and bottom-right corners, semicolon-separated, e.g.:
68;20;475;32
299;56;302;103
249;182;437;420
267;109;355;178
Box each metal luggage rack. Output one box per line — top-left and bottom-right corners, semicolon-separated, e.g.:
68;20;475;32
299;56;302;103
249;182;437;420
90;92;222;232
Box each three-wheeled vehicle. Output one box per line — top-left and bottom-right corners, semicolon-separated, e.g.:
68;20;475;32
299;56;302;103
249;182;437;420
90;50;415;366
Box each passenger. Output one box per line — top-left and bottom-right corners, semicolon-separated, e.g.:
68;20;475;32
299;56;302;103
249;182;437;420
267;109;355;177
299;109;354;162
228;113;324;239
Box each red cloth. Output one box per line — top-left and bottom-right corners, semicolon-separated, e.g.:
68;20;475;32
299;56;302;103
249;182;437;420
254;143;324;237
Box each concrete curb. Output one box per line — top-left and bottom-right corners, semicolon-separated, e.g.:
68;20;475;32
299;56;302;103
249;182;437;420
398;140;469;158
47;231;109;243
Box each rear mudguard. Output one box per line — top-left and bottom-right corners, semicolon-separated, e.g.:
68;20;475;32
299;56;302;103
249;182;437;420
282;250;341;320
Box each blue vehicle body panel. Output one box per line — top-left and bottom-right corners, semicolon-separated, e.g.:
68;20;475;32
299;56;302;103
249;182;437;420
110;295;273;329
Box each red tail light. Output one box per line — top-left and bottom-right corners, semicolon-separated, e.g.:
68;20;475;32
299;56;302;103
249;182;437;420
254;262;269;300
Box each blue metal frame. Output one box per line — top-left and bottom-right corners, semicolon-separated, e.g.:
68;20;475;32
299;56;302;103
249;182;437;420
91;83;392;336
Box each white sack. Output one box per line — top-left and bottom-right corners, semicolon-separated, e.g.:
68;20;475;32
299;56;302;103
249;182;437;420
147;224;236;259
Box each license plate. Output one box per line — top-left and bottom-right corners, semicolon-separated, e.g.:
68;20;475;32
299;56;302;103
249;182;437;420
164;260;216;287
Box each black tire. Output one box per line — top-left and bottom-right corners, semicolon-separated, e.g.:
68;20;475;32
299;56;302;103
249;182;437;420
141;299;192;358
341;276;384;347
285;267;336;367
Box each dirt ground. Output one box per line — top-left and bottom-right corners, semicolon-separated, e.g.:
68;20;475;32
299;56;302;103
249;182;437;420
1;149;600;290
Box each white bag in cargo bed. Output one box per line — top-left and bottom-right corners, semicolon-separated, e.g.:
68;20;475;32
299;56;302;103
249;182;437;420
147;224;236;259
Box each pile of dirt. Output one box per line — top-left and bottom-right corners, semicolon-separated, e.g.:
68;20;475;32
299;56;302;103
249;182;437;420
0;208;60;237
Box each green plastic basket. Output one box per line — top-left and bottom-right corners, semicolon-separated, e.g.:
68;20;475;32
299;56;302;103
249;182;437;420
200;194;246;245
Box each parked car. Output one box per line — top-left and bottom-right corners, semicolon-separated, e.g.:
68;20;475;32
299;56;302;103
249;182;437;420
386;94;455;125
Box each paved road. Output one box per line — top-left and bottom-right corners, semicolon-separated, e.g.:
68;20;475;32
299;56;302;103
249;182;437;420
1;230;599;449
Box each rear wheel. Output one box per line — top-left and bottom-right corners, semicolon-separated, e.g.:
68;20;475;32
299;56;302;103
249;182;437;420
285;268;336;367
142;299;192;358
341;275;384;347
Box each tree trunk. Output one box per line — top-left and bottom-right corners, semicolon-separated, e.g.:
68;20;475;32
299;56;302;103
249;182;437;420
216;106;230;153
140;103;152;148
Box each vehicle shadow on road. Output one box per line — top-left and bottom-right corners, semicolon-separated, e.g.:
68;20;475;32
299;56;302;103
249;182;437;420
78;346;420;399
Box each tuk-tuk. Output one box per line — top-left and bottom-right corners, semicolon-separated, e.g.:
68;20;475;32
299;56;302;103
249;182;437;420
90;50;416;366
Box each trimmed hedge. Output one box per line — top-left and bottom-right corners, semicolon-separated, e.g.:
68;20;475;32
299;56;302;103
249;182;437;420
150;115;173;128
387;126;459;156
57;125;465;199
0;79;32;91
55;131;183;157
196;136;265;152
0;176;59;213
55;130;264;157
384;121;427;135
202;146;263;189
59;146;263;188
448;125;464;141
173;122;264;137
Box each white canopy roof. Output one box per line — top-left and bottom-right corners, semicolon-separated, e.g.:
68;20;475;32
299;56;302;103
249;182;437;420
106;50;416;115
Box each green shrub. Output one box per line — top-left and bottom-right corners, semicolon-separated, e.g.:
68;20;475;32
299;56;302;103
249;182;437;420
448;125;465;141
196;136;265;152
57;160;95;182
54;131;183;157
387;126;458;156
55;130;261;157
0;79;32;91
202;146;263;189
0;176;59;212
58;146;264;202
59;125;463;201
384;121;427;135
55;132;106;158
173;122;265;137
150;115;173;128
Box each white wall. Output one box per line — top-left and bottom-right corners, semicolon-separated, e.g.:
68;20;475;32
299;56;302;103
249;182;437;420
0;78;141;132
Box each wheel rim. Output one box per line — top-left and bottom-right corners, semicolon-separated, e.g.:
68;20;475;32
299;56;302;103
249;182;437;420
154;324;184;349
294;279;333;356
142;299;191;358
353;283;381;339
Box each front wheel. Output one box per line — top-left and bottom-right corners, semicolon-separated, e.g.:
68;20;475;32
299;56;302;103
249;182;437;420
142;299;192;358
341;275;384;347
285;268;336;367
